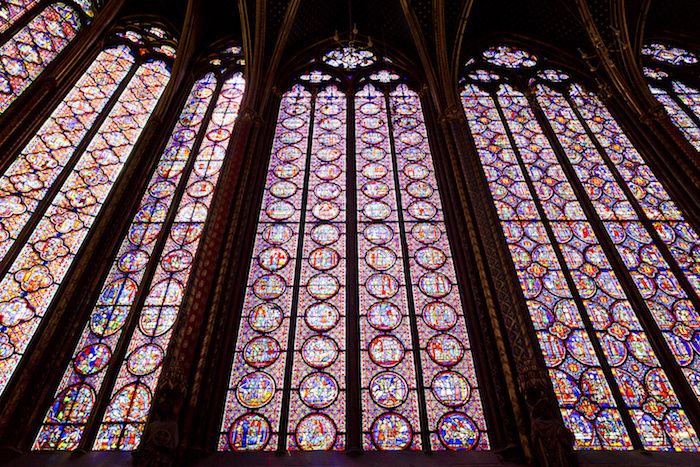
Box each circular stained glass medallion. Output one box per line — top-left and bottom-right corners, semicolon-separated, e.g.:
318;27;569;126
305;302;340;332
363;163;388;180
432;371;470;407
404;163;429;180
311;223;340;246
117;250;149;273
408;201;437;220
419;272;452;298
361;147;386;161
249;303;283;333
367;302;402;331
368;335;404;368
274;163;299;180
362;181;389;199
243;336;281;369
371;413;412;450
406;181;433;199
365;246;396;271
270;181;297;199
161;249;193;273
302;335;339;369
319;117;342;131
312;201;340;221
139;306;177;337
366;273;399;299
415;246;447;270
423;302;458;331
412;223;441;244
263;224;294;245
73;343;111;376
364;224;393;245
370;372;409;409
277;146;302;161
295;413;336;450
281;117;305;130
229;413;271;451
427;334;464;367
316;164;342;181
266;201;295;220
253;274;286;300
438;412;479;451
308;247;340;271
398;131;422;145
314;182;341;200
361;102;381;115
363;201;391;221
307;274;340;300
319;103;342;116
318;148;341;162
258;247;290;271
236;372;275;409
127;344;163;376
299;372;338;409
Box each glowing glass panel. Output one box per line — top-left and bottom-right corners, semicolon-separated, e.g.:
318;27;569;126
93;73;245;451
286;85;346;451
0;59;170;395
323;46;376;70
356;84;422;451
482;45;537;68
0;2;82;114
461;83;631;450
649;85;700;150
0;46;134;263
219;85;312;451
537;84;700;403
642;43;698;66
0;0;40;33
497;84;699;450
32;73;217;451
392;85;488;450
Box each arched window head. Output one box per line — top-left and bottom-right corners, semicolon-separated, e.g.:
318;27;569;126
461;45;700;451
641;42;700;150
0;0;96;114
219;49;489;453
32;43;247;452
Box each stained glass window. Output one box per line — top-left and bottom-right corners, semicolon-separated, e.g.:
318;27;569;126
641;42;700;150
31;46;245;451
0;1;93;114
0;26;175;398
219;61;488;452
462;46;700;451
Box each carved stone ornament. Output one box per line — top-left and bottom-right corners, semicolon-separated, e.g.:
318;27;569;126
520;366;576;467
135;363;187;467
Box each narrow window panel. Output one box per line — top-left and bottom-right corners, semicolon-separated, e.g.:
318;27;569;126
93;73;245;451
219;85;312;451
499;84;698;450
0;0;41;34
0;60;170;395
33;73;217;451
0;46;134;262
461;83;631;450
393;85;488;450
356;84;422;451
539;85;700;403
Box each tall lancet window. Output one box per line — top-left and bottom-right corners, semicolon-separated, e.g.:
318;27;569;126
461;45;700;452
641;43;700;150
0;0;94;114
219;49;488;453
0;23;174;399
30;45;245;451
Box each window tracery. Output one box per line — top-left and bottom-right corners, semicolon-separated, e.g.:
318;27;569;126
461;45;700;451
641;42;700;150
31;44;246;451
0;0;94;114
219;52;488;453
